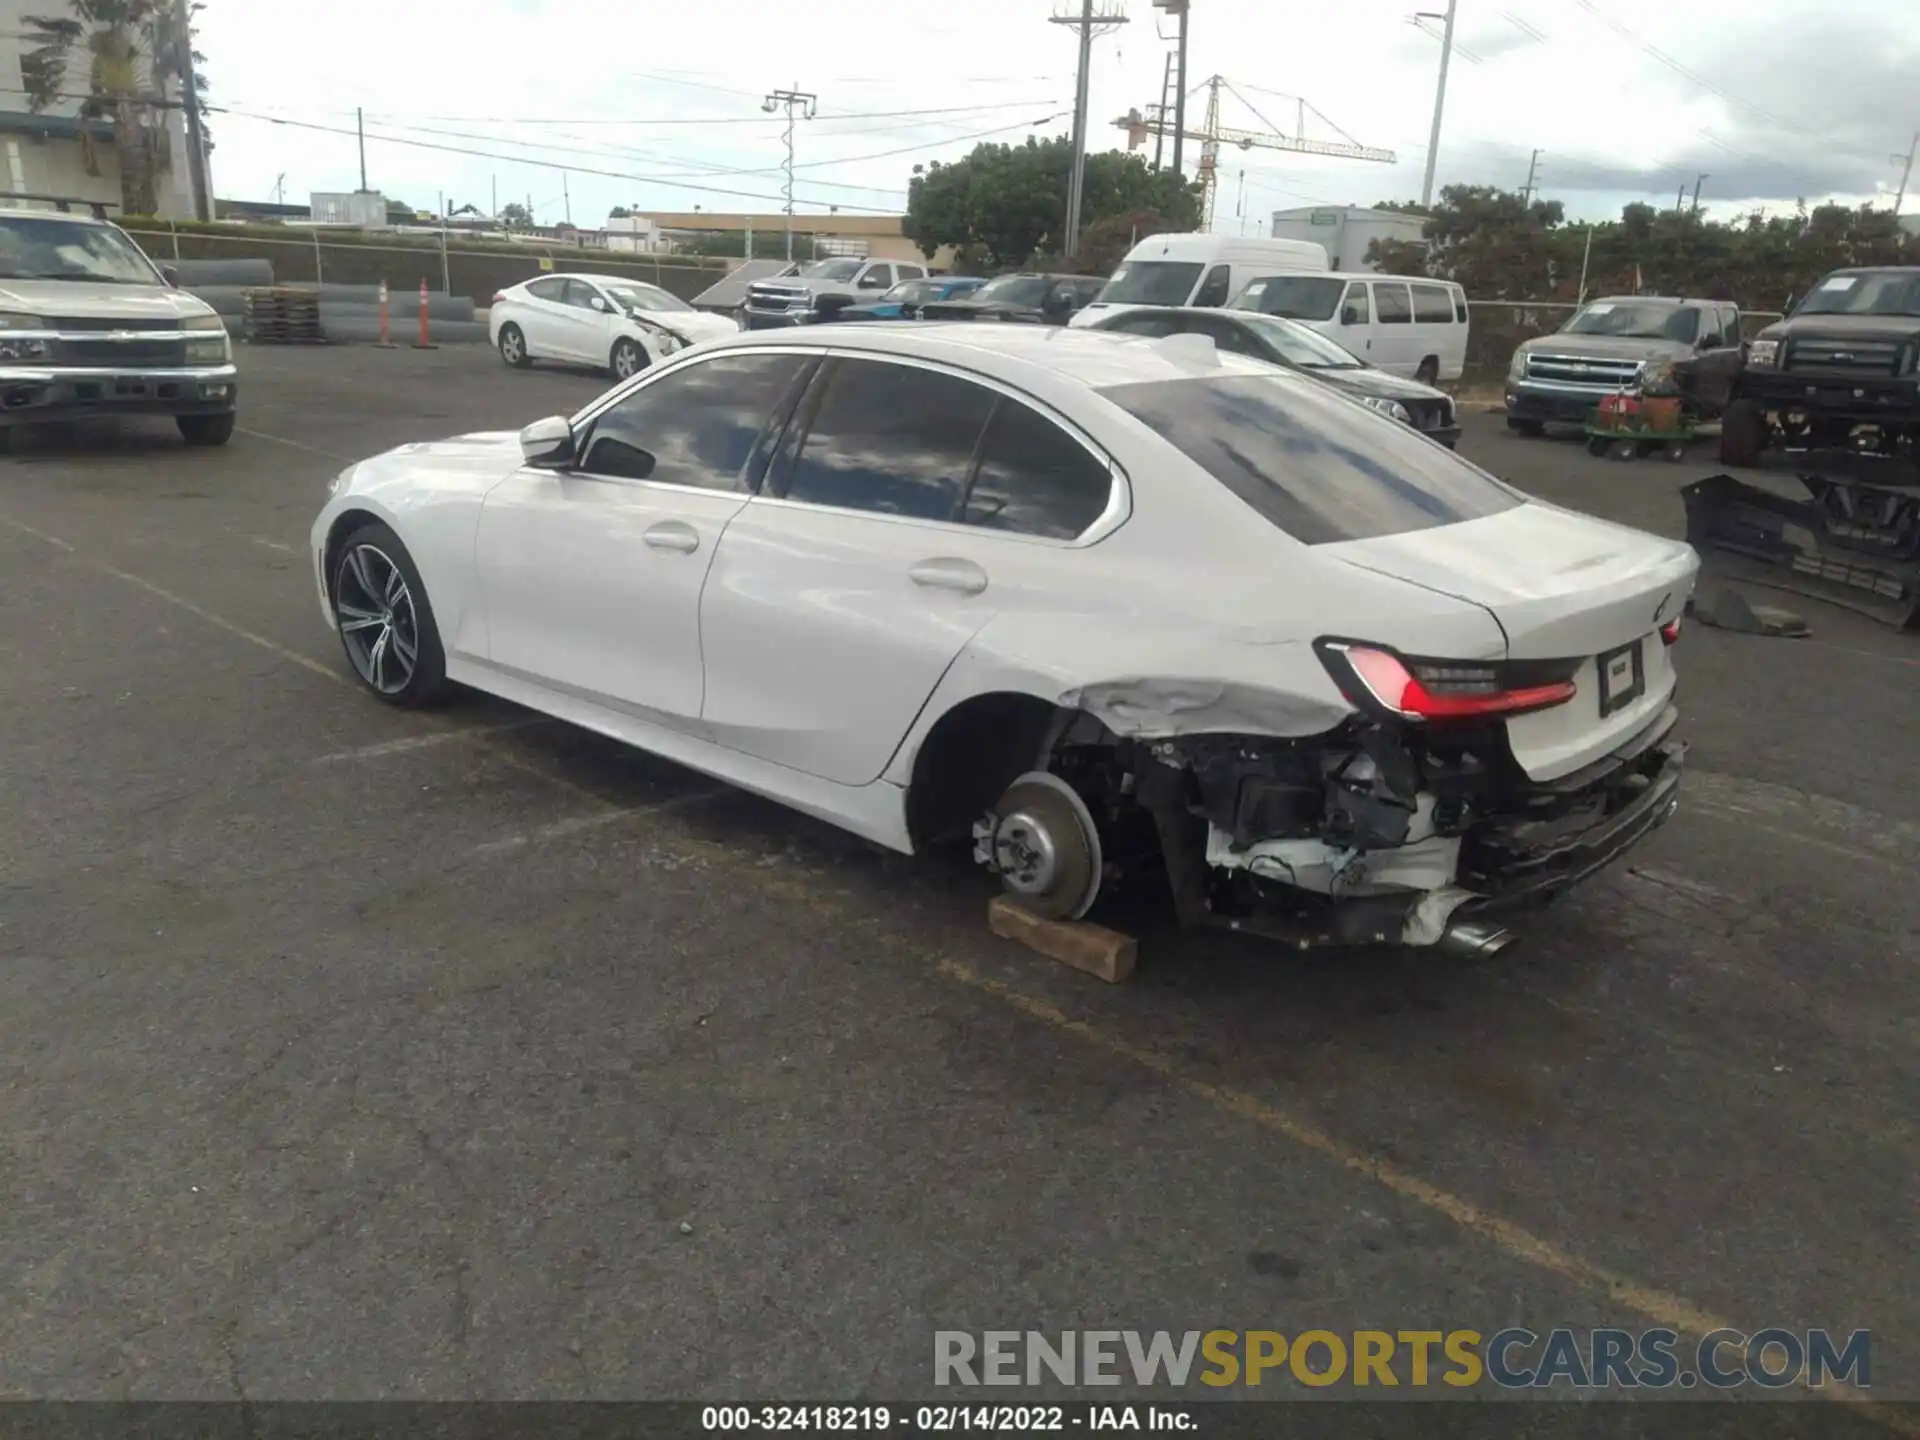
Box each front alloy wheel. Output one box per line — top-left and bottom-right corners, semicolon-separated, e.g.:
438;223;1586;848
611;337;647;381
329;523;448;709
335;543;420;696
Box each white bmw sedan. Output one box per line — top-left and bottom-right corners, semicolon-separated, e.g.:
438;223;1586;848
312;324;1697;956
489;272;739;380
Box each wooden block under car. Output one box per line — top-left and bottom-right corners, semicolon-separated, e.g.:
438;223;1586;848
987;895;1139;984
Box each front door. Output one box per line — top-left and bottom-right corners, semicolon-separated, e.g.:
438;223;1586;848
473;350;813;729
549;277;616;364
699;354;1119;785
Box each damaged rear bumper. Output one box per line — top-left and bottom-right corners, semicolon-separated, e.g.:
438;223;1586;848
1157;705;1686;952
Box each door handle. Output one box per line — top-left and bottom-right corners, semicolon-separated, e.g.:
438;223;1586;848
643;521;700;554
909;557;988;595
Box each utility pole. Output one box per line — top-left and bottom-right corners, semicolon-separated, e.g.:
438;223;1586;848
1152;0;1191;181
175;0;210;221
1052;0;1127;258
562;171;572;226
1689;172;1709;215
1417;0;1457;208
1893;131;1918;215
1152;52;1172;169
1520;148;1540;207
763;86;818;262
1675;181;1686;212
356;107;368;192
491;175;497;219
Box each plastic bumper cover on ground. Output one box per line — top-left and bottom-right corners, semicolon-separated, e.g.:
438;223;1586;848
0;364;239;424
1681;468;1920;628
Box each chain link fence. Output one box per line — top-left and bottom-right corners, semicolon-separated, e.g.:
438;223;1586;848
123;223;730;306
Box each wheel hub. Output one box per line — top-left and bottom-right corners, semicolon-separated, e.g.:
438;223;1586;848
984;809;1061;896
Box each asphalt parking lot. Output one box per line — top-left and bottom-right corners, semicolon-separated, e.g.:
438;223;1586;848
2;343;1916;1411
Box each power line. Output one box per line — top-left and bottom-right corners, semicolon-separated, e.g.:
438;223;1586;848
359;98;1063;129
207;107;902;213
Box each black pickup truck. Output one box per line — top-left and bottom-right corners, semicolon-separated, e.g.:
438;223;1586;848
1720;266;1920;465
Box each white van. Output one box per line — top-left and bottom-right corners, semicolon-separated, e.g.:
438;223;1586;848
1229;270;1470;383
1069;233;1329;329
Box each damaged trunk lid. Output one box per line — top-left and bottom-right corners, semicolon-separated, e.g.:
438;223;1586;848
1323;502;1700;781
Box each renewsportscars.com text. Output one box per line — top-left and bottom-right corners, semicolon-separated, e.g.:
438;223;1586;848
933;1329;1871;1391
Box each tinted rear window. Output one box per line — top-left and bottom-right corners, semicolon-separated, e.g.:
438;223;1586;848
1098;374;1522;545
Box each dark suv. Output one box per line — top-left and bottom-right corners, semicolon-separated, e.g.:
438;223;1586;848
1720;267;1920;465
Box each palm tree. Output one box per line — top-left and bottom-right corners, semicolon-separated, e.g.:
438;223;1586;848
19;0;201;217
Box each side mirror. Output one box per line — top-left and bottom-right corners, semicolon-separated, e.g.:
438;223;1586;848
1042;290;1072;315
590;296;611;313
519;415;575;468
858;273;886;290
1340;306;1360;325
160;264;180;287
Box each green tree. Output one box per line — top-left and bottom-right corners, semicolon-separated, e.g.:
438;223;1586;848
21;0;200;216
905;135;1201;270
498;202;532;227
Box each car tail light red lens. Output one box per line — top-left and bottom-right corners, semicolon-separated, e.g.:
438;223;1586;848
1316;640;1578;723
492;291;507;304
1659;617;1682;645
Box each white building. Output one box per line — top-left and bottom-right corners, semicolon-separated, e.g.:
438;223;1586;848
0;0;209;218
1270;205;1426;272
604;215;666;253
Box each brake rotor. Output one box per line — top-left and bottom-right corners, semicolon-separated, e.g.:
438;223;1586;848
972;771;1104;922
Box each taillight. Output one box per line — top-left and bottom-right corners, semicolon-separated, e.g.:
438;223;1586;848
1659;617;1682;645
491;290;507;304
1316;640;1579;723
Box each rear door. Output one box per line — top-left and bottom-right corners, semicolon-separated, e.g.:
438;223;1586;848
516;275;573;358
1370;281;1417;374
698;354;1119;784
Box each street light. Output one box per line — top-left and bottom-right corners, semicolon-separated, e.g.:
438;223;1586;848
1415;0;1457;208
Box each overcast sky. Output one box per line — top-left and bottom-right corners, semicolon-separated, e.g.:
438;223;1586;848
197;0;1916;231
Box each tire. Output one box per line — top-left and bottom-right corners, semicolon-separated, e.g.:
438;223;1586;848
1507;417;1545;437
1415;356;1439;385
327;521;450;709
177;412;236;446
610;337;648;381
498;322;531;368
1719;398;1766;467
1587;435;1610;457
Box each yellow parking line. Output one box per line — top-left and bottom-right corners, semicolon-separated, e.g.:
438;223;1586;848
4;507;1909;1427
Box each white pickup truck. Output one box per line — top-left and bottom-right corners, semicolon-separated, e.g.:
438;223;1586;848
743;256;930;329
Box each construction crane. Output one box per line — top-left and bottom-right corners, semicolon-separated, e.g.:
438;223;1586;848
1117;75;1396;230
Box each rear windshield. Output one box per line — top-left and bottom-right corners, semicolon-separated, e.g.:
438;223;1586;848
1096;261;1204;306
1099;374;1522;545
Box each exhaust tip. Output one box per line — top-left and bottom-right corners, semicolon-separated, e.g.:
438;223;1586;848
1439;920;1517;959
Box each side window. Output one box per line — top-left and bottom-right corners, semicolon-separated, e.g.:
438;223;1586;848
897;263;926;280
580;353;808;489
781;358;996;521
1341;283;1370;325
1667;307;1703;345
526;277;568;302
857;263;893;290
963;399;1112;540
1412;284;1454;323
1192;263;1232;308
1452;287;1469;323
1374;283;1412;324
1717;306;1740;346
562;278;605;310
